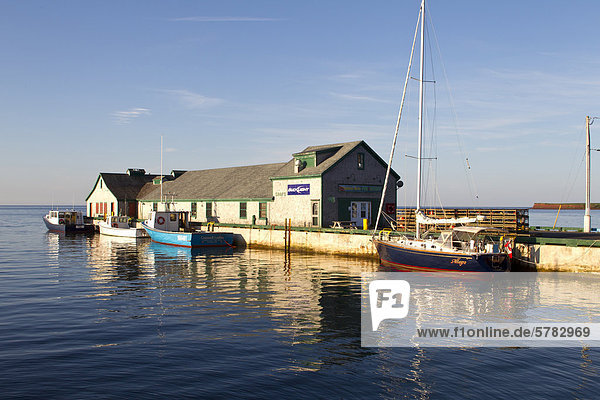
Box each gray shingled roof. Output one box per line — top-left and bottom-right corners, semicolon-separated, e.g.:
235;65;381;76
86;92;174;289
137;162;287;201
272;140;399;179
135;140;398;201
86;172;159;201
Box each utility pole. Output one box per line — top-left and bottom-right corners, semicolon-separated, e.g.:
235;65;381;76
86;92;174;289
585;116;591;232
584;116;599;232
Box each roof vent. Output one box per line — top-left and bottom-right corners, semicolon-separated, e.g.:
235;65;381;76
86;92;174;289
294;159;306;173
171;170;187;178
126;168;146;176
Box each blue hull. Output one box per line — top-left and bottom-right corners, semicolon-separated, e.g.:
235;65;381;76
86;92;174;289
373;239;510;272
142;223;234;248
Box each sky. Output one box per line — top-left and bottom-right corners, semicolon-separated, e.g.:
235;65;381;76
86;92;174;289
2;0;600;207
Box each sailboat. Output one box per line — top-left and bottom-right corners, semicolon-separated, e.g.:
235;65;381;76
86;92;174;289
372;0;511;272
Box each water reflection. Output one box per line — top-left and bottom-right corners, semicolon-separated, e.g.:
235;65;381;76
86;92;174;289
26;224;600;398
363;271;600;348
87;234;155;284
83;235;381;351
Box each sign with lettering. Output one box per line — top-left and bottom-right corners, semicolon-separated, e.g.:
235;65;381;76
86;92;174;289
338;184;383;193
287;184;310;195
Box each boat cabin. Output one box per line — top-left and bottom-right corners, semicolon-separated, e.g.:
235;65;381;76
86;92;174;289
47;210;85;226
437;226;502;253
106;215;134;229
145;211;191;232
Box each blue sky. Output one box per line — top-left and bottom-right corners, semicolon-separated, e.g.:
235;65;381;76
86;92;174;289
2;0;600;207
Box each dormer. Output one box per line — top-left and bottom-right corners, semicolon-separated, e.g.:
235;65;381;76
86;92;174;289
292;146;342;173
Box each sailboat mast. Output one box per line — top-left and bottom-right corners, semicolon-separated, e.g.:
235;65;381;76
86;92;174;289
372;2;422;235
416;0;425;238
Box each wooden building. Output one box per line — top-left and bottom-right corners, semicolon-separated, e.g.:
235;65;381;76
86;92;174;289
136;141;399;228
85;169;162;219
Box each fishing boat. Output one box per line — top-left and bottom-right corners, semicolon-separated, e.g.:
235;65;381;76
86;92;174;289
142;210;234;248
98;215;149;238
43;209;94;233
372;0;511;272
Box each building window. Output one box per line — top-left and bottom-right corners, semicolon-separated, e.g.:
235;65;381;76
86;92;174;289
152;203;158;211
206;202;212;218
191;202;197;218
312;201;319;226
259;202;267;219
240;202;247;219
357;153;365;170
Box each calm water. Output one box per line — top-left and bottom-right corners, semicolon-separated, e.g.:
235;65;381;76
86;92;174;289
529;208;600;229
1;205;599;399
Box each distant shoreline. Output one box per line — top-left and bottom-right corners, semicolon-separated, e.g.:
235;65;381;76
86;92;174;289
532;203;600;210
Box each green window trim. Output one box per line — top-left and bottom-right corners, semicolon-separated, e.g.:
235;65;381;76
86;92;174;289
239;202;247;219
259;202;267;219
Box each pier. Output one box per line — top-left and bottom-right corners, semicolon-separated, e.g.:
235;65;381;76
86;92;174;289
205;209;600;272
210;223;378;258
514;231;600;272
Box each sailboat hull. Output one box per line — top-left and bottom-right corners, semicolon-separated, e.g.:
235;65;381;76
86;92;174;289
373;239;510;272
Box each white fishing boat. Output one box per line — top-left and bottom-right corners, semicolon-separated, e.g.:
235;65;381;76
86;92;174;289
98;215;149;238
43;209;94;233
372;0;512;272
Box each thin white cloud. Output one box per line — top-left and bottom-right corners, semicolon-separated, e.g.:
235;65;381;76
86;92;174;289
170;16;281;22
329;92;393;103
162;89;224;109
112;107;151;124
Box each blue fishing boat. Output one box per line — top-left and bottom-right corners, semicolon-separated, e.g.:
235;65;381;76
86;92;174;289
142;211;234;248
372;0;511;272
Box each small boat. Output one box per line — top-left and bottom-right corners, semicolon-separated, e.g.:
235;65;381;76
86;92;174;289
98;215;149;238
142;210;234;248
372;0;511;272
43;209;94;233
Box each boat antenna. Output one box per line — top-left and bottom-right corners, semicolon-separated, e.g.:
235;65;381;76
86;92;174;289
373;1;422;236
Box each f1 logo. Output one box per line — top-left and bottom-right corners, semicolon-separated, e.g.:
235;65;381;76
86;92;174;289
369;280;410;331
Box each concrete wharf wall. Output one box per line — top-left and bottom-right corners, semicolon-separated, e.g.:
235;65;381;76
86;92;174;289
514;237;600;272
209;225;600;270
187;221;600;271
212;225;378;258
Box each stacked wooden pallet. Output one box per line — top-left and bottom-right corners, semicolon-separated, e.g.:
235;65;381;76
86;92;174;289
396;208;529;233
